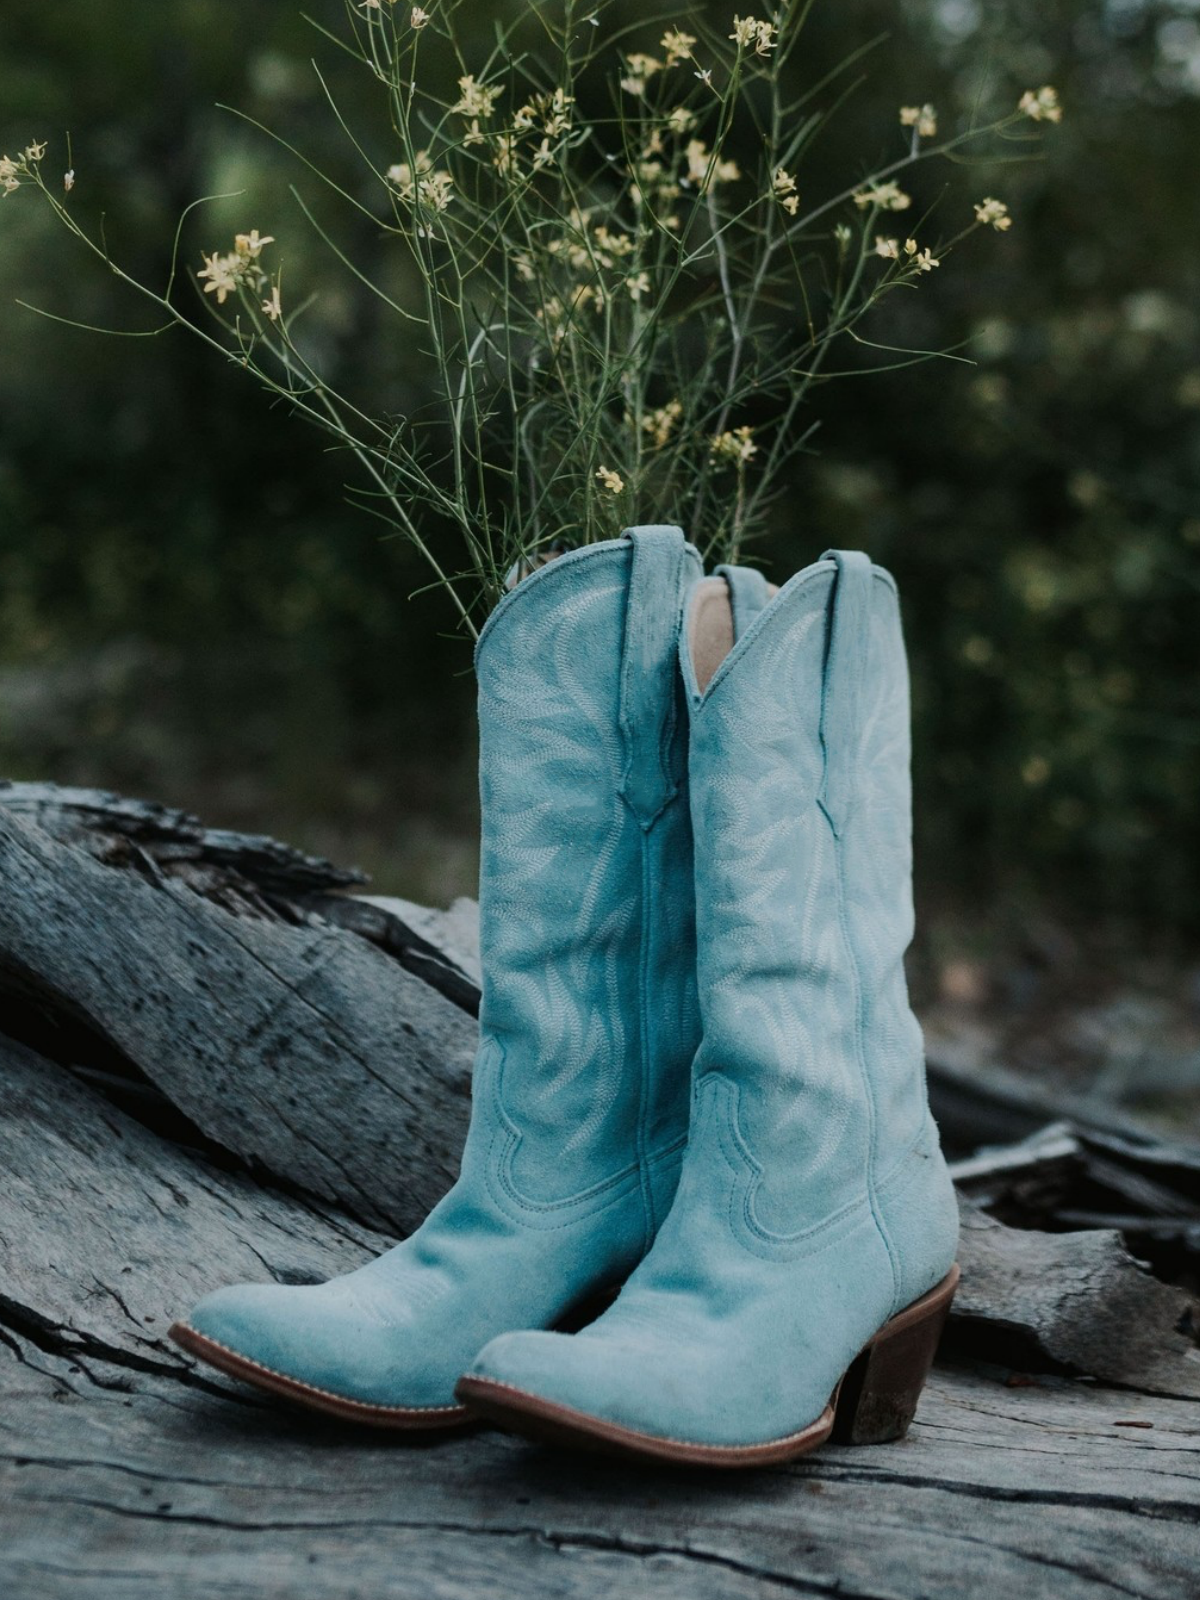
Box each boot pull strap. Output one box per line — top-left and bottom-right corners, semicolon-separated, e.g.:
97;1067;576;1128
818;549;874;838
714;563;772;642
619;526;688;829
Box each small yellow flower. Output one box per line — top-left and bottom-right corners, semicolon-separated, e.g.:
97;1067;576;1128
596;466;625;494
642;399;683;449
665;106;696;136
234;229;274;260
388;153;454;212
854;181;912;212
685;139;709;185
755;20;778;54
419;170;454;212
974;197;1012;231
904;238;939;272
541;88;575;137
197;251;241;304
772;167;799;214
1018;85;1062;123
875;236;900;260
623;52;663;90
730;16;778;55
262;284;283;321
1;155;20;195
593;224;634;261
410;5;430;25
23;140;47;163
711;425;758;464
899;104;937;138
63;168;75;192
452;75;502;122
684;139;739;189
626;271;651;301
661;29;697;64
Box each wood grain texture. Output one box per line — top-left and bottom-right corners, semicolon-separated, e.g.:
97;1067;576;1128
2;1330;1197;1600
2;1039;1197;1599
0;780;368;893
0;806;476;1234
0;1036;386;1380
2;790;1199;1597
954;1200;1200;1400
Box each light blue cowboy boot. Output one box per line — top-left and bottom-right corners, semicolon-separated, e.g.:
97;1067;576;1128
170;527;703;1426
459;550;960;1464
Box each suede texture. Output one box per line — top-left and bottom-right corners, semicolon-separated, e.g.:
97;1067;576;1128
183;529;703;1411
467;552;959;1447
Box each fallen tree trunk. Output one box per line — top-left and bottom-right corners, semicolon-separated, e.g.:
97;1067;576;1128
0;795;477;1236
2;783;1198;1597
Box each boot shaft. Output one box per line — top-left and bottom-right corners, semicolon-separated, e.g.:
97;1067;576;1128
466;530;702;1220
681;552;927;1235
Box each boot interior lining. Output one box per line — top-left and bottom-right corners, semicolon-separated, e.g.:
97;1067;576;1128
689;579;737;694
689;575;781;693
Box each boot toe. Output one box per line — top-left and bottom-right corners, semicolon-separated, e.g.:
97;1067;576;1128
462;1327;701;1443
180;1282;322;1380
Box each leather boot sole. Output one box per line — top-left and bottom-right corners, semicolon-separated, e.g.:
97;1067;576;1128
455;1264;960;1468
168;1321;473;1429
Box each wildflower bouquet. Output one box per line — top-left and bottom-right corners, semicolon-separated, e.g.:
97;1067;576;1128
3;0;1061;637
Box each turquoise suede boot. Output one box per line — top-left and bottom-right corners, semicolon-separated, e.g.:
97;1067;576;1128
459;550;960;1465
170;527;703;1426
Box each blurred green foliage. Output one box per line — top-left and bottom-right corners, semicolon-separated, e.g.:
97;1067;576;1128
3;0;1200;926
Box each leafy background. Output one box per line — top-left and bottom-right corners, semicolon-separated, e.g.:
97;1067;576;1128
4;0;1200;1115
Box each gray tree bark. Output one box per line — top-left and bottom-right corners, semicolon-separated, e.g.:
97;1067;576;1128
1;784;1197;1598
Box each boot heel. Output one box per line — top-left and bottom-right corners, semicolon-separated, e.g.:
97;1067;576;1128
832;1265;959;1446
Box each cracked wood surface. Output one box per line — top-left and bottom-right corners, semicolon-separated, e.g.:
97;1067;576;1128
0;805;476;1235
2;790;1199;1596
2;1037;1198;1598
2;1331;1197;1600
0;1037;385;1380
953;1202;1200;1400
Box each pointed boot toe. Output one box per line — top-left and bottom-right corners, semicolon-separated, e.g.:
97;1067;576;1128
171;1282;472;1428
457;1327;695;1458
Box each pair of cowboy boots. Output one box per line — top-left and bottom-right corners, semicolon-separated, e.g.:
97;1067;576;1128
171;527;959;1466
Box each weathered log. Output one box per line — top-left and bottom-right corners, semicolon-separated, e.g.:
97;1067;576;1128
924;1040;1166;1153
3;1311;1198;1598
0;780;368;893
0;1035;383;1382
2;1039;1197;1598
0;803;476;1236
953;1199;1200;1399
2;785;1200;1596
4;789;1200;1386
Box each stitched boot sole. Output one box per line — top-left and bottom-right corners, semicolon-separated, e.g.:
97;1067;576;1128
456;1265;960;1467
169;1322;472;1430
